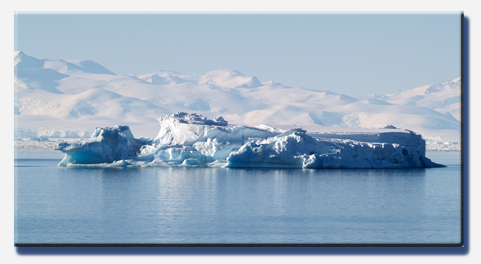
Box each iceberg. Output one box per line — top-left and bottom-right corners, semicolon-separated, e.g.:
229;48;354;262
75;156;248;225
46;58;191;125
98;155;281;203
55;125;151;166
55;112;443;168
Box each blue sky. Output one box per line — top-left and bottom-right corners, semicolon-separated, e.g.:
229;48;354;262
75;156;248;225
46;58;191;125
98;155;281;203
15;13;462;96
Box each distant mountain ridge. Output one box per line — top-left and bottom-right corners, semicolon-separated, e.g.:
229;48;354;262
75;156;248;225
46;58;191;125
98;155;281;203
14;51;461;142
15;51;116;75
362;77;461;121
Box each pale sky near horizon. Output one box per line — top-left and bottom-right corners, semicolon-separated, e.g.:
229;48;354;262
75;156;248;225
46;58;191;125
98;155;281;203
15;13;462;96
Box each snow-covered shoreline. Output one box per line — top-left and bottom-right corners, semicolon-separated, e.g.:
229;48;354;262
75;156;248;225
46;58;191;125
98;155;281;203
15;140;461;152
14;138;85;150
426;141;462;152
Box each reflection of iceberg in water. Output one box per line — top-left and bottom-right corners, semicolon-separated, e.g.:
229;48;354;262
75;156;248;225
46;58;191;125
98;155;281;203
55;112;443;168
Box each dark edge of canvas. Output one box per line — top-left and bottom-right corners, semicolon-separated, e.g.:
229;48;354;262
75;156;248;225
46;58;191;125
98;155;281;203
15;13;468;255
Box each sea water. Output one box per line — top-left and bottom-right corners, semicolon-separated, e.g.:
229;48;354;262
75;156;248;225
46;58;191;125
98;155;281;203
14;151;462;244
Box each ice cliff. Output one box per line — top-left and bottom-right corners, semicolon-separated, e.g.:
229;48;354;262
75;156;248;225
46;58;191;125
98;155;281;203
55;113;443;168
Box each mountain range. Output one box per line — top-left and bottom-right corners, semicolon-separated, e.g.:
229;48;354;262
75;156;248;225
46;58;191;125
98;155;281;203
14;51;461;142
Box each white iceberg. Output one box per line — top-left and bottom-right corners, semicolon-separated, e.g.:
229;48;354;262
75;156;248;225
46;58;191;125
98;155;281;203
55;113;443;168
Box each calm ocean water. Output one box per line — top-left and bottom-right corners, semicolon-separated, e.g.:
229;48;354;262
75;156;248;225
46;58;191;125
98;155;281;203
14;151;462;244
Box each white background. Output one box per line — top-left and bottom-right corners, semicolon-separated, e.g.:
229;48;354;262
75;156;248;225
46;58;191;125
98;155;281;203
2;1;479;263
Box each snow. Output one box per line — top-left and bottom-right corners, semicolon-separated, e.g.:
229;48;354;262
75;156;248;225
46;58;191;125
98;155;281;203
153;112;276;146
363;78;461;121
55;113;443;169
14;138;80;150
426;141;461;152
14;52;461;143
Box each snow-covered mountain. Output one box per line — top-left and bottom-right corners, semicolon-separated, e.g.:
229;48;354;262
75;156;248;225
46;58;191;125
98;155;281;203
14;52;461;142
362;77;461;121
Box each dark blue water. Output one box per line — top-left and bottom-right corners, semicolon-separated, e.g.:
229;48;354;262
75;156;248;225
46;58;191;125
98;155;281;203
14;151;461;244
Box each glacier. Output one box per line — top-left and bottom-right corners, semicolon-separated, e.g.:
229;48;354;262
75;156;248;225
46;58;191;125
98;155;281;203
55;113;443;168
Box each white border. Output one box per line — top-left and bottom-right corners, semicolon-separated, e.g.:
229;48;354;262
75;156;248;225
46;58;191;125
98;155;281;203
3;1;480;264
